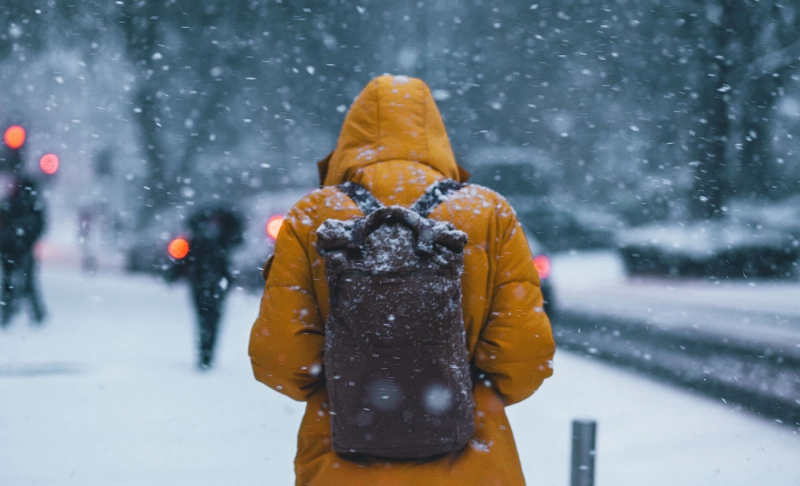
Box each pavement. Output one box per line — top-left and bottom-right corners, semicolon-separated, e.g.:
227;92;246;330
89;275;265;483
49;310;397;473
0;261;798;485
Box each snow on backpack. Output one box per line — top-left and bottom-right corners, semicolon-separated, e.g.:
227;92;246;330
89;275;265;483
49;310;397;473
314;179;475;459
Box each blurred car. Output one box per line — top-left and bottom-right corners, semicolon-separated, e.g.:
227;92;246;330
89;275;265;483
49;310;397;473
521;224;557;317
229;188;312;290
729;194;800;240
124;206;185;276
513;198;619;250
465;148;621;250
617;219;799;279
125;188;312;290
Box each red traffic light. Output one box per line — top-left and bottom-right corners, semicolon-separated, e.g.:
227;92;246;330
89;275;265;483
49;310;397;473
4;125;26;150
168;237;190;259
266;215;284;241
39;153;60;175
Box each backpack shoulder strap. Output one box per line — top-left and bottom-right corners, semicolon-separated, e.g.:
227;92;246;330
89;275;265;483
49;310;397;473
410;179;466;217
338;181;383;216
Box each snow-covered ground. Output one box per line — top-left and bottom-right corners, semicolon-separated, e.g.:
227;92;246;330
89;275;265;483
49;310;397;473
549;250;800;348
1;266;799;486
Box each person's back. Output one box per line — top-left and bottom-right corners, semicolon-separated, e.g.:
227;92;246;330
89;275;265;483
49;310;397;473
175;206;244;369
249;75;555;485
0;175;45;259
185;207;243;283
0;175;47;326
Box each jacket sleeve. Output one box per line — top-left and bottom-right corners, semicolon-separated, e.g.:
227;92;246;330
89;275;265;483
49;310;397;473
473;209;556;406
248;206;325;402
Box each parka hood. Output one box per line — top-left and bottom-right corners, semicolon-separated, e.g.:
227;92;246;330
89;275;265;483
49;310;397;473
318;75;469;186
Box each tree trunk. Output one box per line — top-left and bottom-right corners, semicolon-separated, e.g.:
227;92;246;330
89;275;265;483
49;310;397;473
690;88;729;220
690;65;732;220
689;1;733;220
135;86;171;219
737;75;780;199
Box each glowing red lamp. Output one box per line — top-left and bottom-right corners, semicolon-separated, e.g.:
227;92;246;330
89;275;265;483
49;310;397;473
168;237;190;259
4;125;26;150
266;215;284;241
39;153;60;175
533;255;551;280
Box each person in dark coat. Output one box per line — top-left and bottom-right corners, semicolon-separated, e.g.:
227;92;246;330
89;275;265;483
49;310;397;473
0;175;47;326
168;206;244;369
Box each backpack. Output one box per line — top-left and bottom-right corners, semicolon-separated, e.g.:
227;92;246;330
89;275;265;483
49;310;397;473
314;179;475;459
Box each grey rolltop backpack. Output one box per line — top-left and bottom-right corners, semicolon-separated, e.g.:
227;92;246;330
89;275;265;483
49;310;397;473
314;179;476;459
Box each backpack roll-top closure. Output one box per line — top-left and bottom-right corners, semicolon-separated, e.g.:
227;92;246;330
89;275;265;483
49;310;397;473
316;205;467;260
314;180;476;459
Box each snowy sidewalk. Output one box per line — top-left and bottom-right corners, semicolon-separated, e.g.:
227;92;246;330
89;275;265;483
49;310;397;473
1;268;798;485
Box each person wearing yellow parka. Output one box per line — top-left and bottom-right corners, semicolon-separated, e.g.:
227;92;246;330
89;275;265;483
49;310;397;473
249;75;555;485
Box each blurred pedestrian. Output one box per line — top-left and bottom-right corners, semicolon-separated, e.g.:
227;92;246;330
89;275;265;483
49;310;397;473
168;206;244;370
0;174;47;327
77;206;98;273
249;75;555;485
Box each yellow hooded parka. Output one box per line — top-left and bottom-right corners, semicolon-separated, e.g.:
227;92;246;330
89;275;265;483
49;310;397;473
249;75;555;485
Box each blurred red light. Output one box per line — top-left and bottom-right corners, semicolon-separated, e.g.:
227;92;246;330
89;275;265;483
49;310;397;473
39;153;59;175
533;255;551;280
4;125;26;150
266;215;284;241
168;237;190;259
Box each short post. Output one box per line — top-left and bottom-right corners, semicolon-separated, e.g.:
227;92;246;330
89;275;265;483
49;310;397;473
570;419;597;486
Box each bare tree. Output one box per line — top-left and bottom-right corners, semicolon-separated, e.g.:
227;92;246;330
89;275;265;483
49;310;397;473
684;0;800;218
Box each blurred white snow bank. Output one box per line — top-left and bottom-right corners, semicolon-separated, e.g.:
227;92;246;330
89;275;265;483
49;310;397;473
550;250;800;345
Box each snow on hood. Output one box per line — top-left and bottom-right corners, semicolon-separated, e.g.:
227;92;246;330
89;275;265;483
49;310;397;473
318;75;469;186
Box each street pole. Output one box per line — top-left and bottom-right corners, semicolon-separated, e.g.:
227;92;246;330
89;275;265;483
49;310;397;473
570;419;597;486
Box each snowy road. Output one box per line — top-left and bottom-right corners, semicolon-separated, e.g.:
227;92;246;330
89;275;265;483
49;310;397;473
550;250;800;347
548;250;800;425
1;267;799;485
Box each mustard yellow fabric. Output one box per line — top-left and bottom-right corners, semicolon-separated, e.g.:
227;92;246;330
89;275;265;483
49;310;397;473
249;75;555;485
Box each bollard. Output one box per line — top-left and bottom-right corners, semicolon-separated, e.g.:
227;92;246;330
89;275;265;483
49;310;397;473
570;419;597;486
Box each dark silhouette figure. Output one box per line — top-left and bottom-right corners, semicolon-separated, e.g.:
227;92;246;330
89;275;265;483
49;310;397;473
0;175;46;326
168;206;244;370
